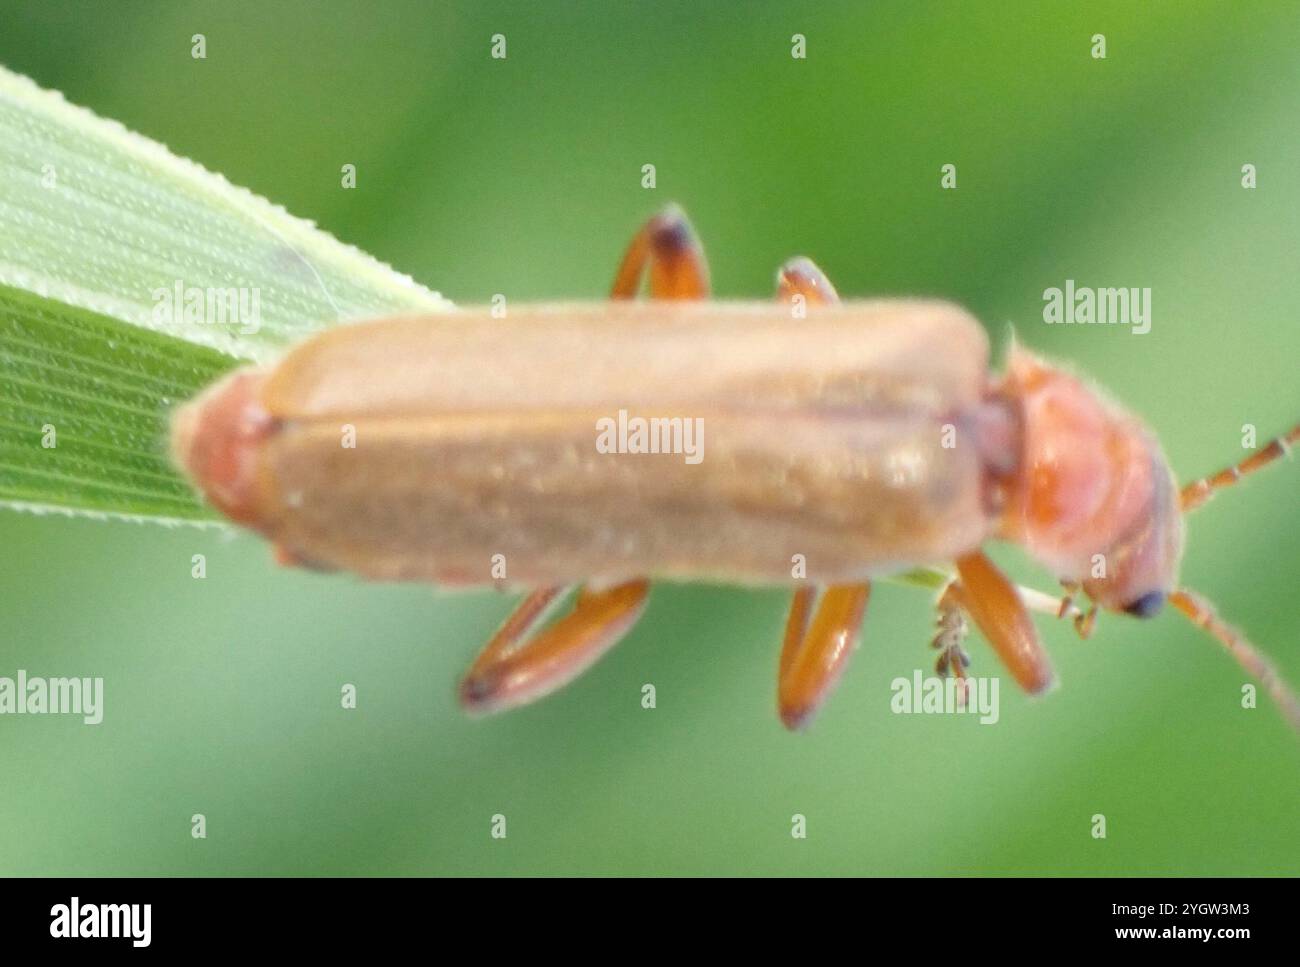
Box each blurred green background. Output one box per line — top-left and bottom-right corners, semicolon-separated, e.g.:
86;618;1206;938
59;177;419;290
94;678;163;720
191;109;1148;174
1;0;1298;875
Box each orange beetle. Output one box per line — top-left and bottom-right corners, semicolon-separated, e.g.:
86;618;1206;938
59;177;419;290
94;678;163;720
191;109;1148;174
172;207;1299;731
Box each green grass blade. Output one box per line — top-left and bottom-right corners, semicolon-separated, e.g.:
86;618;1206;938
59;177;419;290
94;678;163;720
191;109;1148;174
0;283;231;522
0;66;451;522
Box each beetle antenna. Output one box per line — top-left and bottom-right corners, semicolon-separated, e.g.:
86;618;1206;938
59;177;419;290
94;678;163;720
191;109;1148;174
1168;588;1300;735
1180;423;1299;512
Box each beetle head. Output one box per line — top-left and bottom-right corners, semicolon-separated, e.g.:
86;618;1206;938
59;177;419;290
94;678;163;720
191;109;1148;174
997;347;1184;616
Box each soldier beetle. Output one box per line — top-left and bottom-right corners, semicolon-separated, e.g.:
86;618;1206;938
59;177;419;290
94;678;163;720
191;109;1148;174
171;207;1299;731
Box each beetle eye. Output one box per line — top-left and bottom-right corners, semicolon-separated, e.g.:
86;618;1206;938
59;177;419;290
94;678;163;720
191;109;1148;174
1123;591;1165;618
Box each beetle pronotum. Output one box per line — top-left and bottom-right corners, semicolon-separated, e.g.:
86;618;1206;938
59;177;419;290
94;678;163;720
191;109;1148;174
171;207;1300;731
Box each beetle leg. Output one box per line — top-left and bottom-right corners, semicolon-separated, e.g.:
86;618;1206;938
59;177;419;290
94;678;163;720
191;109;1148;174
272;543;338;573
946;551;1055;695
772;255;857;729
460;206;708;718
468;208;712;718
461;205;706;716
610;205;711;300
1054;579;1098;639
459;580;650;715
1075;604;1099;639
1056;579;1079;619
931;583;973;706
776;255;840;306
778;583;872;730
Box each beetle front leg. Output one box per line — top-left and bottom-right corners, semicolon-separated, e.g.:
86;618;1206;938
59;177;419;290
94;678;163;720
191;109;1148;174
941;551;1055;694
1056;580;1099;639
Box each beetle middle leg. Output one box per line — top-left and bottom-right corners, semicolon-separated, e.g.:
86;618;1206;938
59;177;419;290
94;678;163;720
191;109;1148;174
459;208;713;713
931;583;972;705
771;255;875;729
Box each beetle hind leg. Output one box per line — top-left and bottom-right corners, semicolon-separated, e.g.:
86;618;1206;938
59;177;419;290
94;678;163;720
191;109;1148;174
459;580;650;715
610;205;710;300
777;583;871;730
460;206;711;715
462;207;711;716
